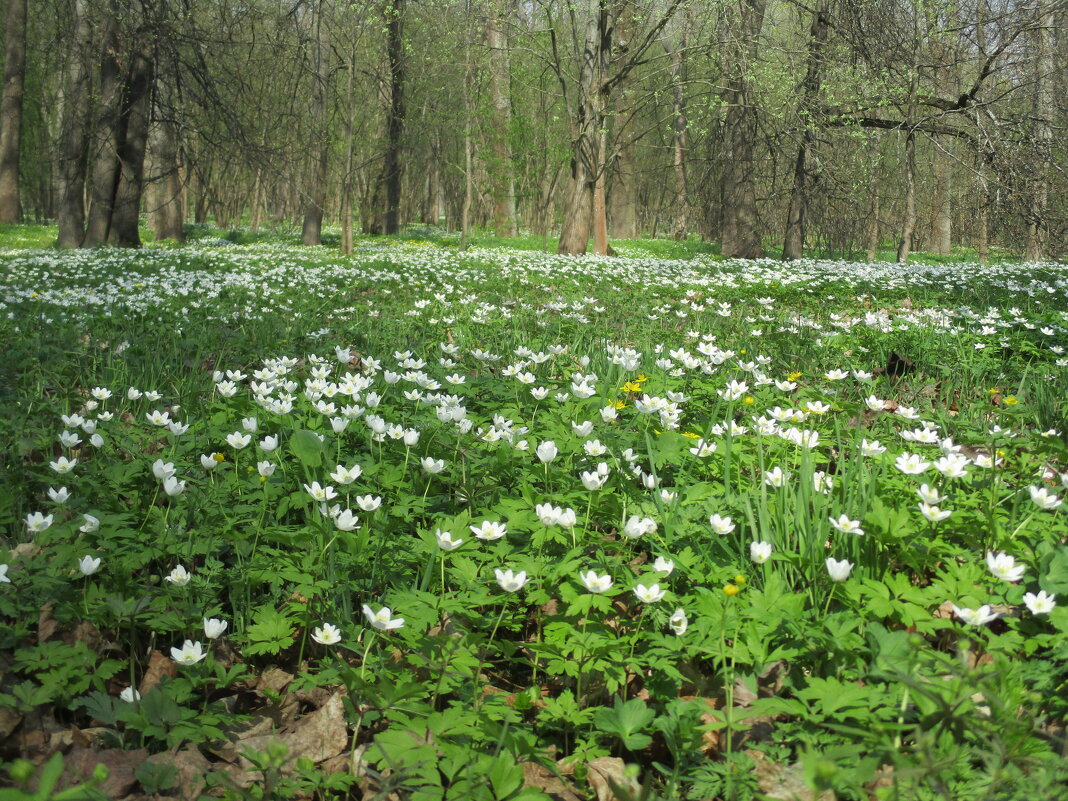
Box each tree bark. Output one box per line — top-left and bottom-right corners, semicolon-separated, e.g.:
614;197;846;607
302;1;329;246
56;0;93;247
83;7;124;247
381;0;404;235
147;85;185;243
928;139;952;254
782;2;829;261
1023;7;1053;262
108;49;153;247
664;24;691;241
485;1;516;237
896;129;916;263
720;0;766;259
0;0;27;223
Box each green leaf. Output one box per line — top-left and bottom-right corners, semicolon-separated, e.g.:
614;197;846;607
289;429;324;468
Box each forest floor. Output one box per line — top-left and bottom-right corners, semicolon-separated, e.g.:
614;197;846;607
0;226;1066;800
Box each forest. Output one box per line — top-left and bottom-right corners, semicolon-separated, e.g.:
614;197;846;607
1;0;1065;261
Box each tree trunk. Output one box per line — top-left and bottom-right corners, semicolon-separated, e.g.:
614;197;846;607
720;0;766;259
866;194;879;261
928;140;952;254
896;129;916;263
485;1;516;237
1023;7;1053;262
108;49;153;247
665;28;691;241
608;135;637;239
83;8;124;247
0;0;27;222
56;0;93;247
381;0;404;235
148;99;185;242
302;1;329;246
782;2;828;261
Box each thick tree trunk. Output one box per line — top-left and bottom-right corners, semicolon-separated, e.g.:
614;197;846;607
782;2;828;261
302;1;329;246
0;0;27;223
720;0;766;259
485;2;516;237
148;104;185;242
928;140;952;254
608;137;637;239
866;194;879;261
666;32;691;241
108;50;153;247
83;10;124;247
896;129;916;263
1023;8;1053;262
56;0;92;247
381;0;405;235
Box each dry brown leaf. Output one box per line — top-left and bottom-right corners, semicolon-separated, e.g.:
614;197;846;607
748;749;835;801
145;748;211;801
255;667;295;695
236;692;348;778
586;757;640;801
138;650;177;695
37;602;57;643
59;747;147;799
0;707;22;741
522;762;582;801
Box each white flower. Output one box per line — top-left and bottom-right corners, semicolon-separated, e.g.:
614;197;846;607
312;622;343;644
709;514;735;535
951;604;998;626
226;431;251;449
986;551;1024;582
660;489;677;504
763;466;787;488
668;608;688;635
59;430;82;448
89;433;104;448
571;420;594;437
152;459;176;480
77;555;101;576
1022;590;1056;615
119;687;141;703
50;456;77;474
895;453;931;475
329;463;362;484
916;484;944;505
25;512;53;532
470;520;507;541
259;435;279;452
162;476;186;496
495;568;529;592
304;482;337;502
170;640;207;664
861;439;887;457
80;514;100;533
435;529;464;551
536;441;558;463
579;570;613;593
242;417;258;433
203;618;228;639
421;457;446;474
934;454;969;479
200;453;219;470
622;515;656;540
355;494;382;512
633;583;666;603
362;605;404;631
825;557;853;582
127;388;143;400
1029;486;1062;510
146;410;170;426
334;509;360;531
331;417;348;434
750;541;773;564
257;461;276;478
829;514;864;536
165;565;191;586
48;487;72;504
919;503;952;522
581;470;608;491
653;556;674;575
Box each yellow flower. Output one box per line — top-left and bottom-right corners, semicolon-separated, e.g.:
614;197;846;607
621;381;642;393
636;374;649;383
788;371;803;381
682;431;701;439
723;584;741;596
212;453;226;463
612;400;627;410
1003;396;1018;406
734;575;747;586
740;349;747;355
743;396;755;405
